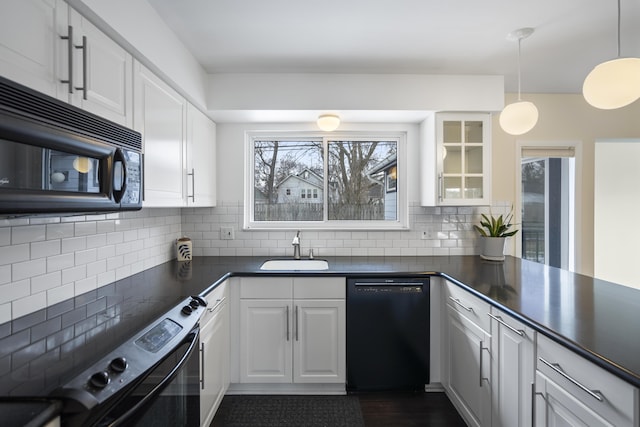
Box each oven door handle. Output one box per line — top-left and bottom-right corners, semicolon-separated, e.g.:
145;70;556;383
108;326;200;427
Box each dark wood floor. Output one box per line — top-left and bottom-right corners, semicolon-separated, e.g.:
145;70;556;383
357;392;466;427
211;392;467;426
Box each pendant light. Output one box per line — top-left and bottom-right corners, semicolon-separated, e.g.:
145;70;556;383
317;114;340;132
499;28;539;136
583;0;640;109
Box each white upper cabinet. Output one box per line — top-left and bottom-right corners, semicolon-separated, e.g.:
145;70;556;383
421;113;491;206
0;0;69;99
134;61;187;207
186;104;217;207
67;10;133;127
0;0;132;127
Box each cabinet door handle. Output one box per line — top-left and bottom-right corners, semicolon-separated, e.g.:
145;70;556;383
59;26;74;93
188;168;195;201
207;297;226;313
295;305;299;341
538;357;603;402
488;313;524;336
199;342;205;390
531;382;535;425
479;341;489;387
449;296;473;312
438;172;443;202
74;36;87;100
285;305;290;341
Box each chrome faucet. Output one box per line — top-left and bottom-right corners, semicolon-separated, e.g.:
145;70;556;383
292;230;301;259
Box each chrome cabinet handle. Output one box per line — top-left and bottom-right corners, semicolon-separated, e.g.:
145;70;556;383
200;342;205;390
488;313;524;336
538;357;603;402
438;173;443;201
60;26;73;93
531;382;535;425
286;305;290;341
75;36;87;99
295;305;299;342
188;168;195;201
449;296;473;312
479;341;489;387
207;297;226;313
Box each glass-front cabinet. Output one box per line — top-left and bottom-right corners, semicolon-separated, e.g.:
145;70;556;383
421;113;491;206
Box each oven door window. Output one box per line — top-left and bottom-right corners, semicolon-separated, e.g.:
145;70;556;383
0;139;102;193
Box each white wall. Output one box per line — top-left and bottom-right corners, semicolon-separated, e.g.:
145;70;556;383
594;140;640;289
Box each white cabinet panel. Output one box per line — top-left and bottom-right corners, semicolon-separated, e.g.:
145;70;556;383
0;0;68;100
68;11;132;127
293;300;345;383
445;304;492;427
239;299;292;383
186;104;216;207
237;277;346;386
135;62;187;207
200;288;229;427
490;309;535;427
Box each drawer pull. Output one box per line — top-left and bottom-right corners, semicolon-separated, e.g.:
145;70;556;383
449;296;474;312
286;305;290;341
207;297;226;313
539;357;604;402
488;313;524;336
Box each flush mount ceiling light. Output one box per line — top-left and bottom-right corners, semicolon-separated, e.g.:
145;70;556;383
499;28;539;136
583;0;640;109
317;114;340;132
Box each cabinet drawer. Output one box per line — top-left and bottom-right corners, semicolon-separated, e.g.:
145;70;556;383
202;282;228;326
240;277;293;299
445;281;491;332
294;277;345;299
537;334;638;425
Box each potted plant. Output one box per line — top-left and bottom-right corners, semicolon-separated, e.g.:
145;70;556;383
474;211;518;261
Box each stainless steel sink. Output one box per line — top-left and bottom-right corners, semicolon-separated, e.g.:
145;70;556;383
259;259;329;271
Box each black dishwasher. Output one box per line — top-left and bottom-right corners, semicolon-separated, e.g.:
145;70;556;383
346;277;429;392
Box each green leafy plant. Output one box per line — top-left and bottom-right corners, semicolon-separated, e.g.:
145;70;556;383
474;212;519;238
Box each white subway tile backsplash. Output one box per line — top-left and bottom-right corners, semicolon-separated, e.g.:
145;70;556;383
0;244;29;266
47;283;74;306
31;240;61;259
12;259;47;281
61;237;87;254
47;253;75;273
46;223;74;240
0;227;10;246
74;221;97;236
31;271;62;294
12;292;46;318
0;280;30;304
0;265;10;285
0;303;10;324
11;225;46;245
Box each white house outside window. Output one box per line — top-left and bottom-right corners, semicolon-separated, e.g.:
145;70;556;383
245;132;407;230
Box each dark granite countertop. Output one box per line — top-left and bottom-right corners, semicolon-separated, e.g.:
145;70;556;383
1;255;639;403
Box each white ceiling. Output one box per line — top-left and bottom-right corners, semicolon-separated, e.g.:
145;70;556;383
147;0;640;95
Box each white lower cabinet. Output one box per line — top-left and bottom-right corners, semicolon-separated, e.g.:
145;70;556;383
490;307;535;427
236;277;345;388
443;281;492;427
200;283;229;427
534;334;639;427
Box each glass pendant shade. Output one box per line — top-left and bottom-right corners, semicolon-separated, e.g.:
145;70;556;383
499;101;539;136
317;114;340;131
583;57;640;109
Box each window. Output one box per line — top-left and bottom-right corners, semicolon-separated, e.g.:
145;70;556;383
246;132;406;229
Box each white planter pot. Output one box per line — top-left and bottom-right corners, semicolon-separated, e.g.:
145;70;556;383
479;236;506;261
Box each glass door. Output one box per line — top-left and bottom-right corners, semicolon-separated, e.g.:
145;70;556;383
521;154;575;270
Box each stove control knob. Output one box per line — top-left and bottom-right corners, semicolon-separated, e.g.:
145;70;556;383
181;305;193;315
89;371;110;389
191;296;207;307
189;299;199;309
109;357;128;373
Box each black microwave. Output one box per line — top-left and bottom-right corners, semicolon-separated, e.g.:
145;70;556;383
0;76;142;216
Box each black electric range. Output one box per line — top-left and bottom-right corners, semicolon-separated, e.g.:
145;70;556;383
0;261;215;399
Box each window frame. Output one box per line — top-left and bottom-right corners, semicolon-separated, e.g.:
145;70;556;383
244;131;408;230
